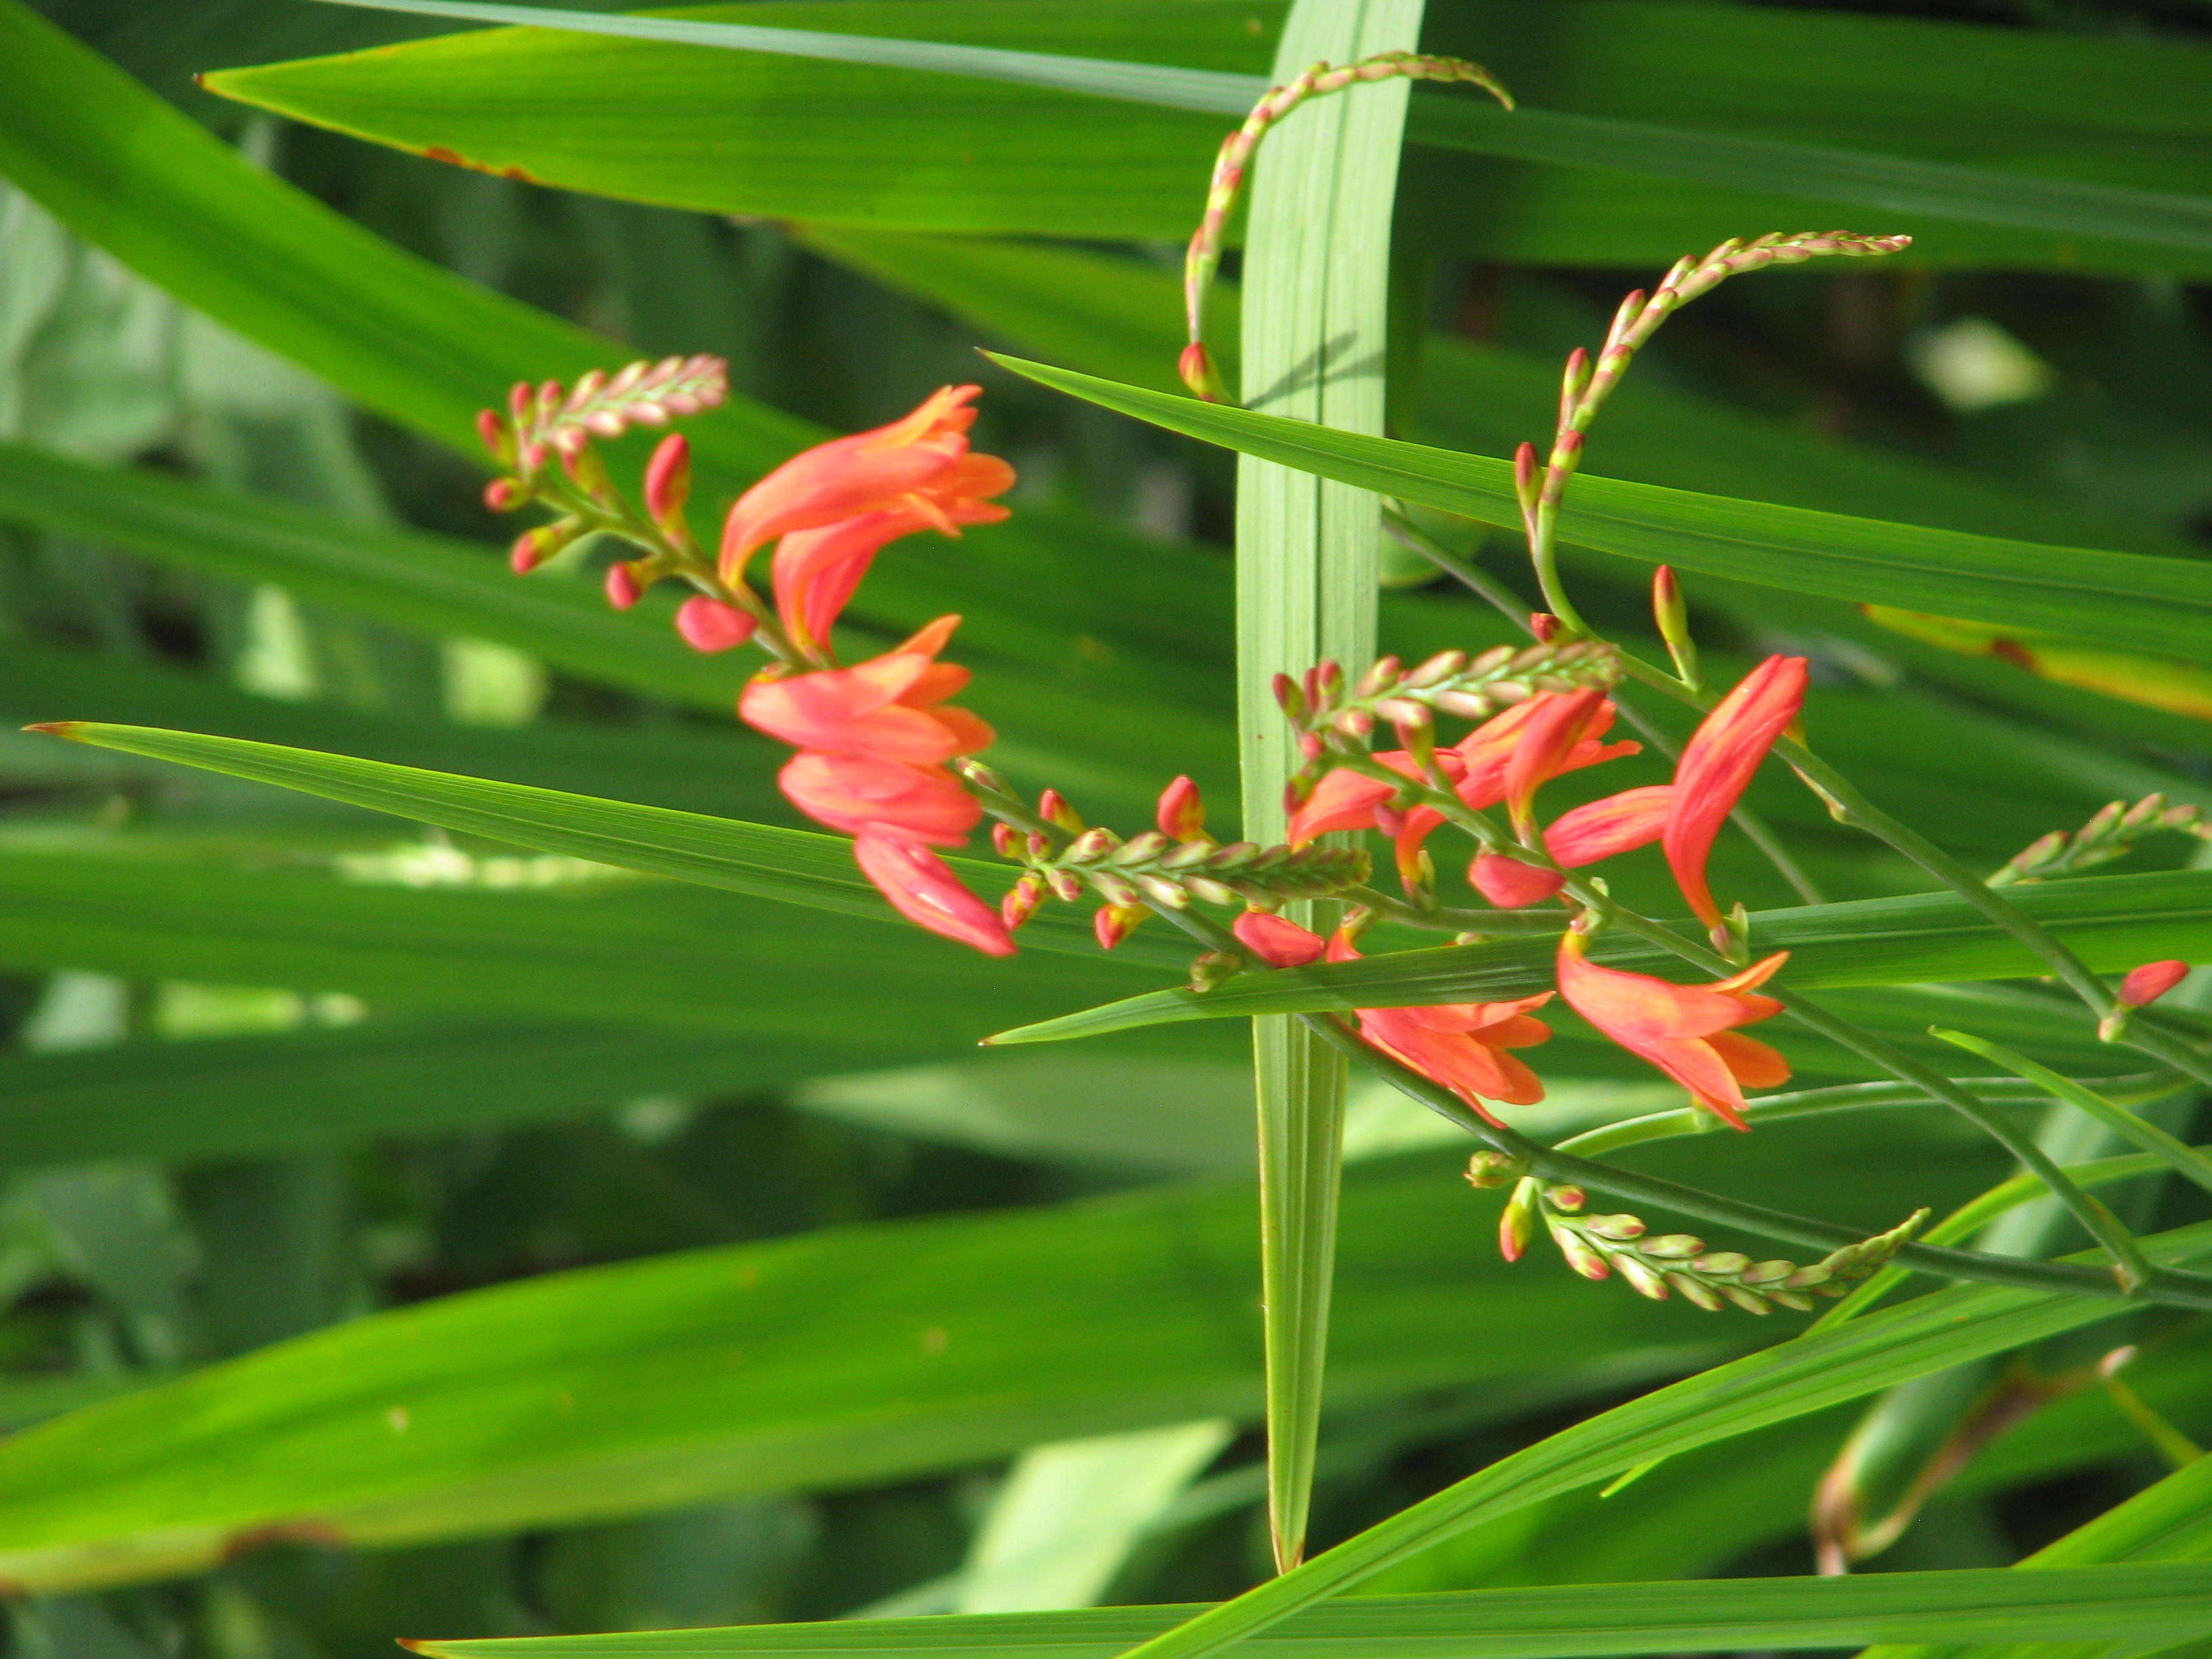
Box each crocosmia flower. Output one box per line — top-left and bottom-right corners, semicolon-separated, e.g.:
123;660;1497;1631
853;828;1014;957
1471;785;1674;909
1664;656;1807;930
1328;937;1551;1120
1555;930;1790;1129
1451;693;1638;815
771;485;1012;654
1233;909;1328;968
720;386;1013;577
2120;959;2190;1009
778;752;981;846
740;615;993;764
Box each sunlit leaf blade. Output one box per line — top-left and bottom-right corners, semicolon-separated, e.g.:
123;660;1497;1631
221;1;2212;266
33;722;1176;968
401;1565;2212;1658
985;869;2212;1043
1229;0;1416;1572
0;1152;1727;1595
1090;1218;2212;1659
988;356;2212;662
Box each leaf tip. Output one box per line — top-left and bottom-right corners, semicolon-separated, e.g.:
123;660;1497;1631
22;722;83;739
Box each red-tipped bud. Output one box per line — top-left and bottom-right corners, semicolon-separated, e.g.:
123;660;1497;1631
1094;903;1148;951
991;821;1019;858
1156;775;1205;841
644;432;692;529
507;381;532;419
1038;790;1083;833
483;478;524;512
509;529;548;574
1001;874;1044;932
1498;1188;1535;1263
518;441;549;474
1529;612;1560;643
2121;960;2190;1008
1652;565;1697;684
605;561;644;611
1513;441;1540;504
674;594;756;653
476;408;512;460
1179;342;1226;403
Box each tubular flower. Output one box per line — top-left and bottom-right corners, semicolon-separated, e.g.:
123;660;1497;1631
1471;785;1673;909
740;615;994;763
1286;750;1449;846
1555;930;1790;1129
674;595;758;653
1500;687;1613;836
772;482;1013;654
2121;959;2190;1010
1328;937;1551;1122
719;386;1013;579
1450;692;1639;814
853;828;1015;957
1664;655;1807;930
778;752;981;846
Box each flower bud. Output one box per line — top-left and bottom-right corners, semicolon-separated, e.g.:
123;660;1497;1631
1668;1273;1727;1312
1616;1255;1670;1300
1179;341;1226;403
1582;1214;1646;1241
1112;830;1172;866
1553;1226;1611;1280
1404;650;1466;689
605;560;645;611
1498;1187;1536;1263
991;822;1019;858
644;432;693;531
2121;959;2189;1009
1273;672;1308;721
1529;612;1560;644
1045;868;1084;904
1156;775;1206;841
1547;1185;1586;1213
1187;950;1243;992
1000;874;1044;931
509;529;548;574
1639;1234;1705;1260
1513;441;1539;507
507;380;533;419
1652;565;1698;686
1689;1250;1752;1277
1064;828;1119;865
1464;1151;1527;1189
476;408;514;462
1355;655;1401;699
674;595;757;653
1038;790;1084;833
1092;902;1149;950
483;478;527;512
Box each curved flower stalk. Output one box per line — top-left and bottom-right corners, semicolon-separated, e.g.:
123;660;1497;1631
1178;52;1513;403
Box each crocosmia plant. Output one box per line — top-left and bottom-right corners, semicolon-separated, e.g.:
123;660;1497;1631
8;2;2212;1656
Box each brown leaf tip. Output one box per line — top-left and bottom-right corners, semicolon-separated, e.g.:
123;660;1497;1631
21;722;81;738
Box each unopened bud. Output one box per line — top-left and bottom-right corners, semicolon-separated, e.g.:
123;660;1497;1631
1651;565;1698;687
1090;871;1140;908
1045;868;1084;904
1156;775;1206;841
1546;1185;1586;1213
1113;830;1172;866
644;432;692;530
1187;949;1242;992
507;380;533;419
1668;1273;1727;1312
674;595;756;653
2120;959;2189;1009
1582;1214;1646;1242
1064;828;1118;865
1273;672;1308;721
1529;612;1560;644
1092;902;1148;950
1355;655;1401;699
560;441;613;496
1499;1185;1537;1263
1465;1151;1528;1189
1689;1251;1752;1277
605;560;645;611
1134;874;1191;909
1553;1226;1611;1280
991;822;1019;858
1640;1234;1705;1260
1000;874;1044;931
483;478;527;512
476;408;514;462
1404;650;1466;689
1179;341;1227;403
1038;790;1084;833
1616;1255;1669;1300
1513;441;1540;507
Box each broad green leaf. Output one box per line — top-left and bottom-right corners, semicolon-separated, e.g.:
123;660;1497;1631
0;1019;824;1170
985;868;2212;1043
0;1151;1732;1595
989;356;2212;663
31;722;1179;969
1086;1217;2212;1659
403;1565;2212;1659
1228;0;1415;1570
211;2;2212;272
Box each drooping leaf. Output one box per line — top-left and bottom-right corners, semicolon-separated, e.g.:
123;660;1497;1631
988;355;2212;663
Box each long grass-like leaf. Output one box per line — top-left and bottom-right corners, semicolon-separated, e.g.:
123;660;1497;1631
401;1565;2212;1658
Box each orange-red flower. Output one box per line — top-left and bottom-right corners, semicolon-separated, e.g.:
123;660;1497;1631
1470;785;1673;908
740;615;994;764
777;752;980;846
674;595;758;653
1664;656;1807;930
1450;692;1639;816
1555;930;1790;1129
771;490;1012;655
720;386;1013;579
853;827;1014;956
1228;916;1552;1120
2121;959;2190;1009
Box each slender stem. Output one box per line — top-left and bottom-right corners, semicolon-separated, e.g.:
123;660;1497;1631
1340;886;1560;936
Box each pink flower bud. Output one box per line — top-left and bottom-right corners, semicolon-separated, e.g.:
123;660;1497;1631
644;432;692;527
2121;960;2189;1009
1179;342;1225;403
1155;775;1205;841
1037;790;1083;832
476;408;510;457
673;595;756;653
991;821;1018;858
1529;613;1560;643
1000;874;1044;931
507;381;532;419
509;529;547;574
1513;441;1539;502
605;562;644;611
483;478;523;512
